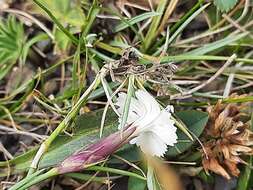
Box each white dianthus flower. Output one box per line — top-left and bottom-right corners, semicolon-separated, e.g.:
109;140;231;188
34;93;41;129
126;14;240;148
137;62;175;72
116;90;177;157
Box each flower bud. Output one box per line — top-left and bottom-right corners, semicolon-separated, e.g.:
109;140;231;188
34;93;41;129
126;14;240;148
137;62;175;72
57;127;136;174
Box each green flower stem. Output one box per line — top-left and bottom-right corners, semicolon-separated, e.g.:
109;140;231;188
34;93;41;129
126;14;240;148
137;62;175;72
10;168;59;190
65;173;108;183
27;68;108;175
87;166;146;181
9;169;47;190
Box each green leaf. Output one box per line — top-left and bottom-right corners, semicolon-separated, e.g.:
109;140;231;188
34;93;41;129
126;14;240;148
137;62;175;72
214;0;238;12
167;110;209;156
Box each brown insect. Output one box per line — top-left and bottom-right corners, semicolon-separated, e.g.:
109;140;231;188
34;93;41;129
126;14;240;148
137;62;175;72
107;48;177;84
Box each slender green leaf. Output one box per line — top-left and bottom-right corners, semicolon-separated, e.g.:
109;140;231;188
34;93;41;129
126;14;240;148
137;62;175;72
114;12;160;33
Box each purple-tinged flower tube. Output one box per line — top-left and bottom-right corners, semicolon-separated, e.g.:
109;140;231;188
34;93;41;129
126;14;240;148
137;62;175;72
57;126;136;174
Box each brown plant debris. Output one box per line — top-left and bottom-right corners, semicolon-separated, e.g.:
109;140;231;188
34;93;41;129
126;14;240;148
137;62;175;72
202;97;253;179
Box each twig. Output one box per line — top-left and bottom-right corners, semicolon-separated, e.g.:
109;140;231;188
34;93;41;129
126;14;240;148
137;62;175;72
224;51;253;97
212;0;246;29
0;125;47;141
170;54;237;100
175;0;250;46
0;142;13;159
157;0;179;35
223;13;253;40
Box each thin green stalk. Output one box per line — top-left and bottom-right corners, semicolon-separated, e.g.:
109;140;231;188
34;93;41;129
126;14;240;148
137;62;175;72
10;168;58;190
65;173;108;183
170;95;253;107
9;169;46;190
72;39;82;104
95;41;123;55
87;166;146;181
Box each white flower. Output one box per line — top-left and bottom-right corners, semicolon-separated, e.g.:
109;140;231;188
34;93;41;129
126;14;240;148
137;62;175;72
116;90;177;157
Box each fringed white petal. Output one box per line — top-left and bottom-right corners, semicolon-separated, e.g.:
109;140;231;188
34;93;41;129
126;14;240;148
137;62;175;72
116;89;178;157
134;131;168;157
134;90;161;127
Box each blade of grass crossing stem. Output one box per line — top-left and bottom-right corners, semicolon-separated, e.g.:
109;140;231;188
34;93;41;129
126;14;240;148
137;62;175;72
141;0;167;52
27;71;105;175
119;75;135;134
236;113;253;190
157;55;253;64
33;0;78;45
